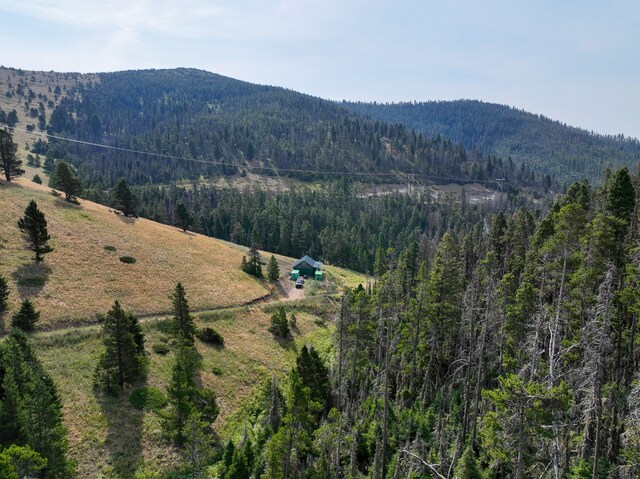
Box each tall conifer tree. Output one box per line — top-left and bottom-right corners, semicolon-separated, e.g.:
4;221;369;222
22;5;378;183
0;129;23;182
50;161;82;201
94;301;146;392
17;200;52;262
171;282;195;343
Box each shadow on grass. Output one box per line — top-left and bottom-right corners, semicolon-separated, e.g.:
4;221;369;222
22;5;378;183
52;196;81;208
274;335;298;352
95;386;145;477
192;352;222;446
115;214;136;225
12;262;51;297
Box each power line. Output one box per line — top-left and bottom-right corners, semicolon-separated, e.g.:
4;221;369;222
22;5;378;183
8;126;504;185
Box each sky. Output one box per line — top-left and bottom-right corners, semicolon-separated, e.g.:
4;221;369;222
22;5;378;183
1;0;639;138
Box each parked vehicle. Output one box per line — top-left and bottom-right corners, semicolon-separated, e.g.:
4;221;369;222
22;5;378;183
295;277;304;288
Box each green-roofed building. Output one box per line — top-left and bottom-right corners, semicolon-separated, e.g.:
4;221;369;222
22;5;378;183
291;255;322;279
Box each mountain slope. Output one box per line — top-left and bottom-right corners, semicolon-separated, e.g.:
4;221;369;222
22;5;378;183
0;177;362;476
343;100;640;184
0;178;273;328
1;67;536;190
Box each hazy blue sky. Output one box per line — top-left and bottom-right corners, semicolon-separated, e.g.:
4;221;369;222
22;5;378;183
1;0;638;138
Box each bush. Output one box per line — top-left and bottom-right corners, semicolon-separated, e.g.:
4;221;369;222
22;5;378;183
269;307;291;338
196;327;224;346
119;255;136;264
152;342;170;355
156;319;175;335
104;245;117;252
129;386;168;411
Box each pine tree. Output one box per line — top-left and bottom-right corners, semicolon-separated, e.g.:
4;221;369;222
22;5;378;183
0;445;47;479
296;345;330;409
0;275;9;314
94;301;146;393
32;174;42;184
0;331;70;477
606;167;635;223
113;178;137;217
267;255;280;281
0;129;23;182
17;200;53;262
175;202;193;232
50;160;82;201
288;312;297;330
11;299;39;331
171;282;196;343
454;446;483;479
182;414;211;478
164;342;199;445
269;307;290;338
43;155;54;174
248;243;263;278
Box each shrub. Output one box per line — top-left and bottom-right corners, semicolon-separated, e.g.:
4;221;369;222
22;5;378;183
130;386;168;411
196;327;224;346
212;366;223;376
119;255;136;264
104;245;117;252
156;319;175;335
269;307;290;338
152;342;170;355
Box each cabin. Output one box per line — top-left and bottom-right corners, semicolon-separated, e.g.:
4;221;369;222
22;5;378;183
290;255;323;280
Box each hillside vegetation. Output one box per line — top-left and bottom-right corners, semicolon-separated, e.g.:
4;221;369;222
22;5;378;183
0;178;271;328
0;67;537;191
32;303;335;478
0;175;364;478
344;99;640;184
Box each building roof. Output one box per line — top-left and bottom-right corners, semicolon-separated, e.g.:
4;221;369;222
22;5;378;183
293;255;321;269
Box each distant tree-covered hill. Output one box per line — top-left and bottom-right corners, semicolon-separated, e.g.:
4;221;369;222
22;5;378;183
40;69;537;189
343;100;640;184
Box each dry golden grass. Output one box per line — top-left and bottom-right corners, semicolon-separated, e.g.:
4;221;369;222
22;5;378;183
0;179;271;328
33;302;333;478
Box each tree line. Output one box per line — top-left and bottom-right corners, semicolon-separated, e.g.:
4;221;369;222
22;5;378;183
83;179;529;274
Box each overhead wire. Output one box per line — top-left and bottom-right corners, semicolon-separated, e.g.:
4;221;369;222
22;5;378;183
7;126;505;186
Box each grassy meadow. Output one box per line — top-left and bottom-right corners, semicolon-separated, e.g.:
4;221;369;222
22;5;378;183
0;179;272;329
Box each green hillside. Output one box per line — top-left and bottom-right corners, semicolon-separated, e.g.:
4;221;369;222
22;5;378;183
0;67;537;191
344;99;640;184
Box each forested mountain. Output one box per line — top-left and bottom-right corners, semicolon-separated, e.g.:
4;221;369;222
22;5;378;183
38;69;537;189
343;100;640;185
117;180;513;273
207;168;640;479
